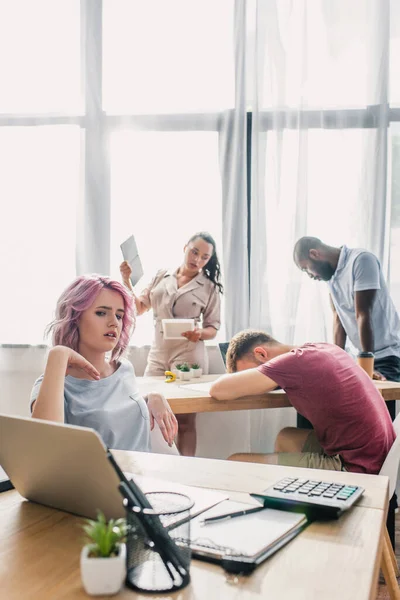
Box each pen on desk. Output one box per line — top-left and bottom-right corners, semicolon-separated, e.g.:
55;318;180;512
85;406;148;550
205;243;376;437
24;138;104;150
200;505;265;525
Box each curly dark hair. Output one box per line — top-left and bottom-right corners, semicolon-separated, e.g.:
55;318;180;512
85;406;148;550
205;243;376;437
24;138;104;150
187;232;223;294
226;329;278;372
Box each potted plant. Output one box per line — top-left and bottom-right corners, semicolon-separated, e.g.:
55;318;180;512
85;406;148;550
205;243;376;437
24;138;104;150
174;363;183;376
190;363;203;378
178;363;191;381
80;510;127;596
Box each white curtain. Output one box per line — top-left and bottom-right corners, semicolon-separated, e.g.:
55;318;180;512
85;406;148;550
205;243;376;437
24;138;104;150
219;0;250;339
243;0;391;452
216;0;253;457
2;0;399;459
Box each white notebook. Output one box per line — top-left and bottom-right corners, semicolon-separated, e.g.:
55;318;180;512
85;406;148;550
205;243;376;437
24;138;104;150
179;382;285;395
130;474;228;519
162;319;195;340
189;500;307;560
179;382;213;394
120;235;144;287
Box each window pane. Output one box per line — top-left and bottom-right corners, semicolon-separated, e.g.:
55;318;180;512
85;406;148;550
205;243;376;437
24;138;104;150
261;129;384;340
264;129;378;246
390;0;400;106
0;126;80;343
109;131;224;344
0;0;81;113
103;0;234;114
257;0;386;109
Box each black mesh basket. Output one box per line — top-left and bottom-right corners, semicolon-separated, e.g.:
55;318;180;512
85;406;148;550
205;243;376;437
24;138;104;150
125;491;194;594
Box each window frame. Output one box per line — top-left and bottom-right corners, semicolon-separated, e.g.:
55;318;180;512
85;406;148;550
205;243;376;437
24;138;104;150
2;0;400;345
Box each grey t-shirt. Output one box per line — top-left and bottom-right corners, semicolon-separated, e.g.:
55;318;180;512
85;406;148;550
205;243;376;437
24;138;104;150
328;246;400;359
30;358;150;452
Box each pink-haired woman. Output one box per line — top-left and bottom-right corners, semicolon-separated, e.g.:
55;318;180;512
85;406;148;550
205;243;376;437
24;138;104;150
30;275;177;452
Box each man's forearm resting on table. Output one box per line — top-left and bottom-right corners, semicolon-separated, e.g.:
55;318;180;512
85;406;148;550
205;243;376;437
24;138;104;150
210;370;278;401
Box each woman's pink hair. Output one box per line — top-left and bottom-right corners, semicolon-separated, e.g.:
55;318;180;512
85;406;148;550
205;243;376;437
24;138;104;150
46;275;135;362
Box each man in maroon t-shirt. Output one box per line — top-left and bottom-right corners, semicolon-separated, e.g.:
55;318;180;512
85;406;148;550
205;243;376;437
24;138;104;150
209;330;395;474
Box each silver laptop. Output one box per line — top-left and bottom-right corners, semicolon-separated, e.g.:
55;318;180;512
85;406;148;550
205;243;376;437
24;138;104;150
0;414;126;520
207;344;227;374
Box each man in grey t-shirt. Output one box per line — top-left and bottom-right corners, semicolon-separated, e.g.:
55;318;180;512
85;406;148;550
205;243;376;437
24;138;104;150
293;236;400;422
294;236;400;549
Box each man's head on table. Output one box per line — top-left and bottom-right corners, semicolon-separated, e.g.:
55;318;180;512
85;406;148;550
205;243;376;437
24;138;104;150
226;330;295;373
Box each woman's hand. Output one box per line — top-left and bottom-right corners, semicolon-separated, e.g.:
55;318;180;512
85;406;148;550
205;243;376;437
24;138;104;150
50;346;100;380
32;346;100;422
146;393;178;446
181;328;202;343
120;261;133;288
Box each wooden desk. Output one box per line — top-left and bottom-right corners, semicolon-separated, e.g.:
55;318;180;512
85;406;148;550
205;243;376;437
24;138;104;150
138;375;400;415
0;452;389;600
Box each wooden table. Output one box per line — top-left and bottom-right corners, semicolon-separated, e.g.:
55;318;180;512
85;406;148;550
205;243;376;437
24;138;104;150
138;375;400;415
0;452;389;600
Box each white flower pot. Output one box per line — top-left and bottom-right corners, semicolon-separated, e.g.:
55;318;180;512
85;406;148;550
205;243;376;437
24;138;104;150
191;368;202;378
80;543;126;596
179;370;191;381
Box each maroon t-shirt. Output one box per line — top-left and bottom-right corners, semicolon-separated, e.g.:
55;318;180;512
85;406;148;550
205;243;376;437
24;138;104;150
258;343;395;474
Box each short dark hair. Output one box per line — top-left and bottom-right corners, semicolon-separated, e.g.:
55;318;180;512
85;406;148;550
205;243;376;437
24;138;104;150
226;329;278;373
293;236;323;265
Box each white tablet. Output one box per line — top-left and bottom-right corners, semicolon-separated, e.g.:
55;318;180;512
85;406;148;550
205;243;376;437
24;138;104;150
120;235;144;287
162;319;195;340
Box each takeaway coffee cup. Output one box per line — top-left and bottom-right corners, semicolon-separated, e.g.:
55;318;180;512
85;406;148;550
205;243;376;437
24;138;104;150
357;352;375;378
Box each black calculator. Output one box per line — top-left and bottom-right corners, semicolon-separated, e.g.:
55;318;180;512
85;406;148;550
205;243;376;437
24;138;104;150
251;476;364;520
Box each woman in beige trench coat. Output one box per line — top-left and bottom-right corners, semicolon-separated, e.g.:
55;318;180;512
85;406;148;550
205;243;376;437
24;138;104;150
120;232;223;456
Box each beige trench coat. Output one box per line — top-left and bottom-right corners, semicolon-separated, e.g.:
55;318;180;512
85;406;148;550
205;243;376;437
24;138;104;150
138;269;221;376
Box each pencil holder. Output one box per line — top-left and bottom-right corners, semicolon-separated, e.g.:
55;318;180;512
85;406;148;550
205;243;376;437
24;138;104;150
125;491;193;594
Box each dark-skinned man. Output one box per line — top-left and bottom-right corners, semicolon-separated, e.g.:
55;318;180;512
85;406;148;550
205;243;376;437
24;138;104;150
293;236;400;546
293;237;400;413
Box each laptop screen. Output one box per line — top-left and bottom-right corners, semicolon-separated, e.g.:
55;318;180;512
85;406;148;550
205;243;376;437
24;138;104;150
218;342;229;367
208;345;227;374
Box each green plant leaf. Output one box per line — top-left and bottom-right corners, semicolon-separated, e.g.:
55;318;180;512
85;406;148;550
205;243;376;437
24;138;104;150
82;510;127;558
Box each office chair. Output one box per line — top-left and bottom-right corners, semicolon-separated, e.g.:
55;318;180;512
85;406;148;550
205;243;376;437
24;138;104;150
379;412;400;599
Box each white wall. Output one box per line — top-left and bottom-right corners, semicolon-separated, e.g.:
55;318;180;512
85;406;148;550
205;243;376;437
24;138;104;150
0;346;47;417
